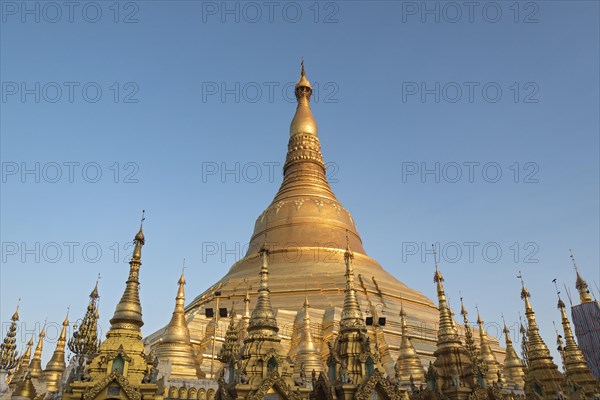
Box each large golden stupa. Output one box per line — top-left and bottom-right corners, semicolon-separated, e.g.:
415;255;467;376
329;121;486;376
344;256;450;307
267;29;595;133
146;64;504;377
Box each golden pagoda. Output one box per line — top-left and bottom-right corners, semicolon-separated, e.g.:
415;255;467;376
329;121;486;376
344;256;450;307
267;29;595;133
500;320;525;392
63;217;161;400
0;304;20;395
153;271;203;380
571;252;594;304
43;310;69;393
476;310;502;387
10;339;33;389
217;245;307;400
27;326;45;379
293;297;323;382
519;276;564;399
147;62;505;376
556;296;600;397
394;304;425;387
430;262;475;400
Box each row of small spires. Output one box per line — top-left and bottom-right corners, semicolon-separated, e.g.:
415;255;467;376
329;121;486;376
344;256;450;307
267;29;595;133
1;217;597;390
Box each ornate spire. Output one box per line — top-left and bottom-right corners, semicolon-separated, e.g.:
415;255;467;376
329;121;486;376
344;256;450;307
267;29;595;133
340;237;365;331
433;252;458;343
395;303;425;385
518;273;563;398
242;61;365;257
557;294;600;396
154;268;203;379
162;269;191;343
218;308;240;365
502;319;525;389
27;324;45;378
248;246;278;334
10;338;33;387
459;298;479;366
68;279;100;356
295;296;322;377
0;302;20;371
290;58;317;137
43;310;69;392
570;251;593;303
110;211;146;330
475;308;501;385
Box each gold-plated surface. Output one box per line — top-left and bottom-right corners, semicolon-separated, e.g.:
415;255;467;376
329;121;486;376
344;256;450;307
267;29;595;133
476;311;501;385
501;321;525;390
432;264;476;398
153;271;203;379
294;297;322;378
571;253;593;304
0;304;19;371
27;326;45;379
43;311;69;392
557;296;600;397
110;223;145;330
63;221;160;400
239;247;294;387
10;373;36;400
395;304;425;385
68;281;100;357
152;64;506;379
9;339;33;389
520;279;563;398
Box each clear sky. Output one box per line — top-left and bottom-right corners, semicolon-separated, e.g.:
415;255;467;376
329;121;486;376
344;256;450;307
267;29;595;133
1;1;599;366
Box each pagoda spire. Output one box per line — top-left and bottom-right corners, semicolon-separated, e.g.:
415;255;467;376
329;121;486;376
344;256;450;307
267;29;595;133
248;245;278;335
218;307;240;366
395;303;425;386
431;248;475;397
290;58;317;137
340;238;365;332
43;309;69;392
501;319;525;390
238;243;295;387
295;296;322;378
518;272;564;398
433;254;458;343
10;338;33;388
68;278;100;357
0;302;20;371
154;268;203;379
27;323;45;378
570;251;593;303
557;294;600;396
459;298;479;366
110;210;145;330
475;308;501;385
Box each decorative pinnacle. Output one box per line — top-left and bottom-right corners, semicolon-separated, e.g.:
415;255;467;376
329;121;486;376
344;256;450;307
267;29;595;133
570;250;593;303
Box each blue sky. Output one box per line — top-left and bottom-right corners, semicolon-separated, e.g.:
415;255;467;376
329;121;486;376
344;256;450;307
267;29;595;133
1;1;599;365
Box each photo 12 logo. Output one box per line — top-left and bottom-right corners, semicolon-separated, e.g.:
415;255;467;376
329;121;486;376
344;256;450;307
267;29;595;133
1;241;138;264
400;2;540;24
1;1;140;23
1;82;140;104
401;81;540;104
1;162;140;184
200;1;340;24
401;161;539;184
201;161;340;184
201;81;339;104
401;241;540;264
